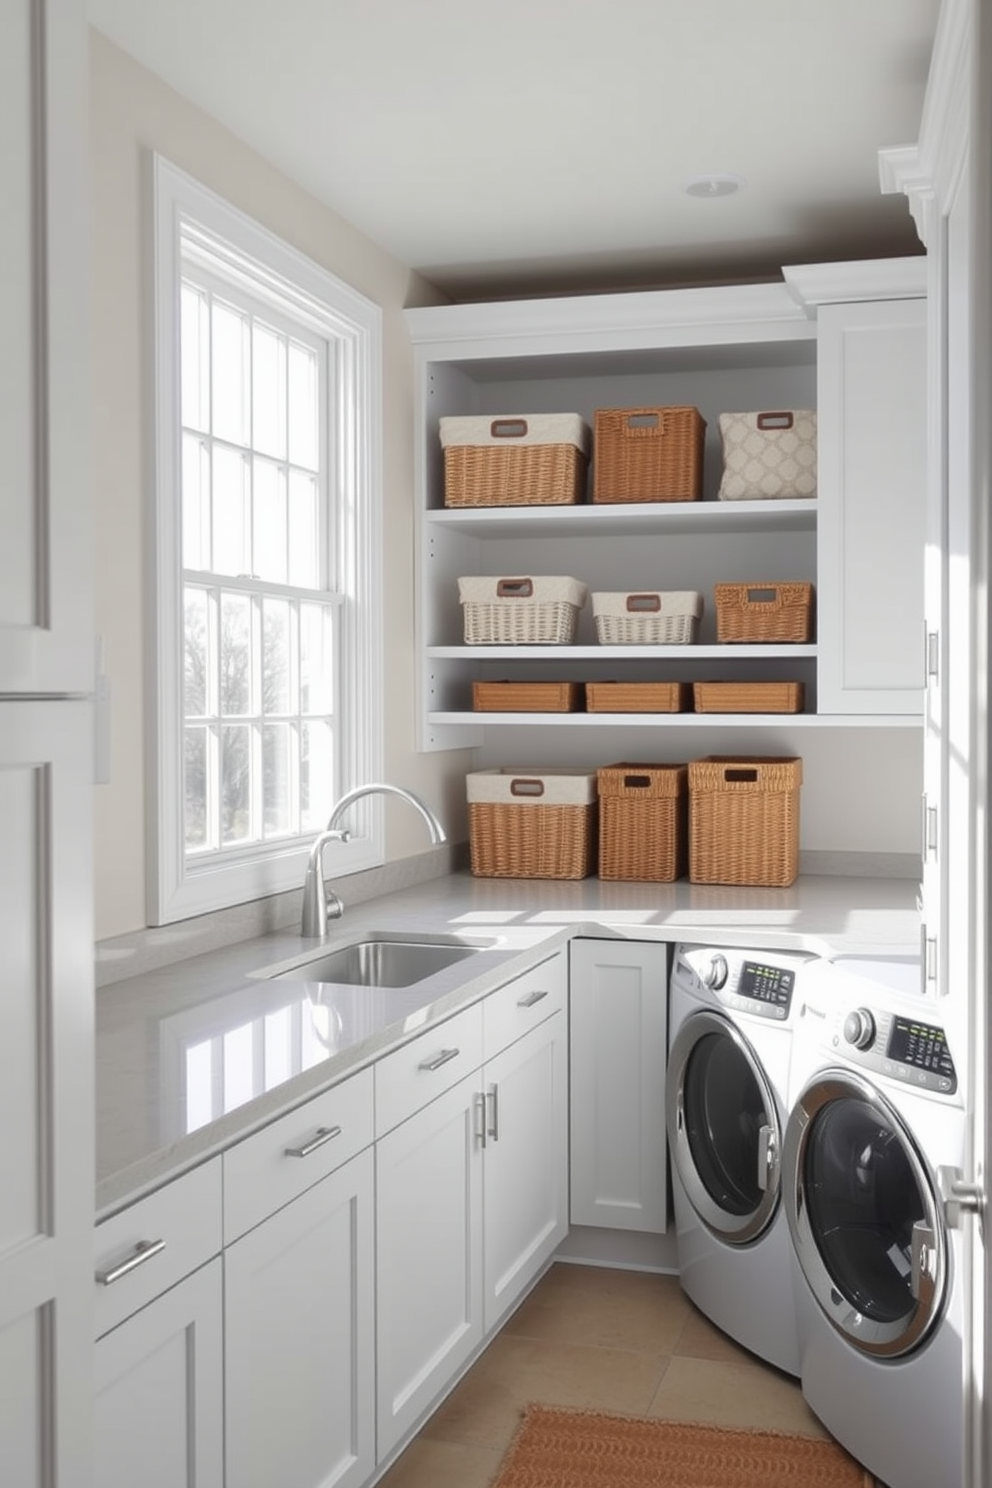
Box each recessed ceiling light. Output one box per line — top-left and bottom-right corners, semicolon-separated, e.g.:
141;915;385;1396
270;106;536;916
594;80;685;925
684;174;745;198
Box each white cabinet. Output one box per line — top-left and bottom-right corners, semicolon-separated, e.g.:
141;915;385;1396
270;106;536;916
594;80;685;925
225;1149;375;1488
569;939;670;1232
0;0;91;695
94;1260;223;1488
815;296;927;714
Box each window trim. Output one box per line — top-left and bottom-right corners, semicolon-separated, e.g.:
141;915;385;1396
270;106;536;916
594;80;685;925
148;155;383;925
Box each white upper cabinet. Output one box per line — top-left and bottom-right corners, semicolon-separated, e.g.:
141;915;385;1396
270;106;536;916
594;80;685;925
0;0;91;695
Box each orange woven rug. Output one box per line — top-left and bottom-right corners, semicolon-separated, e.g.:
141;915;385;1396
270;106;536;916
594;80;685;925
490;1406;875;1488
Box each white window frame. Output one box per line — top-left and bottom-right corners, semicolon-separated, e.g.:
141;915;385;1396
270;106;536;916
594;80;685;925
149;156;383;925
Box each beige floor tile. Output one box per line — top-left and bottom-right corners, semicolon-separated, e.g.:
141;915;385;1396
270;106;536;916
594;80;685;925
646;1354;831;1438
421;1331;671;1451
376;1437;503;1488
504;1261;692;1355
674;1301;762;1365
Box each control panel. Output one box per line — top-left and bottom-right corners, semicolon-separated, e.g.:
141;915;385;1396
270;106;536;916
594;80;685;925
674;945;802;1021
830;1004;957;1095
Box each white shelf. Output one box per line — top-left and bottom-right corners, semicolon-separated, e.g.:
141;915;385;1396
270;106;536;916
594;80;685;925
427;499;817;539
428;710;921;728
428;644;819;661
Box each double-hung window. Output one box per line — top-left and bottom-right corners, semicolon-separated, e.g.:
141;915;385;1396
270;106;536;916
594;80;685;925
150;158;382;924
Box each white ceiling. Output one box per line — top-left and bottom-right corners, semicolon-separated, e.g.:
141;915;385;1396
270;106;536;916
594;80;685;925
86;0;941;301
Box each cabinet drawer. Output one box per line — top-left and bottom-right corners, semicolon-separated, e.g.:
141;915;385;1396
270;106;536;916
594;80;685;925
483;953;565;1062
375;1003;484;1137
94;1158;222;1338
224;1067;374;1243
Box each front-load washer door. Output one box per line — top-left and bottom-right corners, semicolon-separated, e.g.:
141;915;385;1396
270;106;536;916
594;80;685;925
784;1069;947;1358
666;1009;782;1245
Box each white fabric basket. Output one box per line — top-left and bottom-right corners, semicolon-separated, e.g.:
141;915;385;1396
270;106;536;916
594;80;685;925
466;768;598;806
440;413;591;455
591;590;703;645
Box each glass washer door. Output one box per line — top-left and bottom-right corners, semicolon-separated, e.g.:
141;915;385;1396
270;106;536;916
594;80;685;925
666;1009;782;1245
783;1069;946;1358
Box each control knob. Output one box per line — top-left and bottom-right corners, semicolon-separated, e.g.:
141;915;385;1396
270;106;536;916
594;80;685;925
704;953;729;991
843;1007;876;1050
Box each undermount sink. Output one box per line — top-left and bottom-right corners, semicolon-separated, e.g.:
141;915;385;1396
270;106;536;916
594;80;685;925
268;933;483;989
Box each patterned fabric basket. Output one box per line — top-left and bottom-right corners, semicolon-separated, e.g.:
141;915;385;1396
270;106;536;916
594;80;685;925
717;410;817;500
458;575;587;645
466;769;597;879
593;406;706;503
440;414;591;508
591;591;703;645
597;763;689;882
714;582;814;644
688;755;802;887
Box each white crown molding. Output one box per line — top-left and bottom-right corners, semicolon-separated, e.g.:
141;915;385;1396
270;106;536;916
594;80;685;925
781;257;928;314
878;145;936;247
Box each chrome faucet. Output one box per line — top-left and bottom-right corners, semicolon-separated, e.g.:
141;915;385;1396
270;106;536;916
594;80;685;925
300;783;447;938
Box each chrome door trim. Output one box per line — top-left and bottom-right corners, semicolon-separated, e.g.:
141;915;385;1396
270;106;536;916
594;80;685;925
783;1068;947;1358
666;1008;782;1245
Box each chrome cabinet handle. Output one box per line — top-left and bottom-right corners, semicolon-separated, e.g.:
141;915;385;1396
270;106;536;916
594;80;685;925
476;1090;488;1148
418;1047;460;1072
95;1238;166;1286
487;1084;500;1142
517;989;549;1008
284;1124;342;1159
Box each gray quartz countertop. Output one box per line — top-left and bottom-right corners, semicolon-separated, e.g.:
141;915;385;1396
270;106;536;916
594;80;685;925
95;869;919;1216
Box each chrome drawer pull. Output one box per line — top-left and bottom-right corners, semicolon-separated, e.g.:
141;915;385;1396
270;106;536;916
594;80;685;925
95;1238;166;1286
517;989;548;1008
284;1124;342;1159
418;1047;460;1072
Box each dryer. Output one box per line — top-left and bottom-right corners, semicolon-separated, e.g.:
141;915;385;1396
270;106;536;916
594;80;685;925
784;959;965;1488
666;942;814;1376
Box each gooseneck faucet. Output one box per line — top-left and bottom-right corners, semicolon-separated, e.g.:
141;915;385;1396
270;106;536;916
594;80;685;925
300;783;447;938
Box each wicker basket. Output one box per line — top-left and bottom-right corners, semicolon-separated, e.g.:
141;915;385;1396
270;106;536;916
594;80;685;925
467;769;597;879
472;681;583;713
691;681;806;714
593;406;706;503
714;582;814;644
688;755;802;887
458;575;587;645
585;681;690;713
440;413;590;508
591;591;703;645
597;763;689;882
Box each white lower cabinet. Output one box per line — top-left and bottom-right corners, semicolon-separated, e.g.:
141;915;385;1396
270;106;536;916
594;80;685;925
569;938;670;1232
224;1147;375;1488
94;1259;224;1488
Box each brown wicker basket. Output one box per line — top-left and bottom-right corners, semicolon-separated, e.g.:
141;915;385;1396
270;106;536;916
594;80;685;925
593;406;706;503
440;414;590;508
688;755;802;887
714;582;814;644
597;763;689;882
691;681;805;713
585;681;690;713
466;769;597;879
472;681;583;713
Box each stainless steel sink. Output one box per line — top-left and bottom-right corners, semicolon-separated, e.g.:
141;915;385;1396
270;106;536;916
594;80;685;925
268;933;482;988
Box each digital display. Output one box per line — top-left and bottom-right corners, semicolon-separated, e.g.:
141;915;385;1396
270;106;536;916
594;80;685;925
887;1016;956;1083
738;961;794;1011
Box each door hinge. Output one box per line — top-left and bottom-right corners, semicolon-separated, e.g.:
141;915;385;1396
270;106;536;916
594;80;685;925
921;794;938;860
925;627;940;683
939;1167;985;1229
920;924;938;988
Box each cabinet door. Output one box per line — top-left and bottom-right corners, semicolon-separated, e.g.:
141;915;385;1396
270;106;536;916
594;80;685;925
94;1259;223;1488
569;939;669;1232
482;1011;568;1333
375;1072;483;1463
817;297;927;714
0;0;90;695
225;1148;375;1488
0;702;93;1487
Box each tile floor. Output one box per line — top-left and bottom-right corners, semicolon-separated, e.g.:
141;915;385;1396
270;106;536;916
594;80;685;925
376;1260;839;1488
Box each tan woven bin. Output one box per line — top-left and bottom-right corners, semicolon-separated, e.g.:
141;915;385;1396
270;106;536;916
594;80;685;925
692;681;805;714
597;763;689;882
472;681;583;713
440;414;590;508
467;769;597;879
593;406;706;504
585;681;690;713
688;756;802;888
714;582;814;644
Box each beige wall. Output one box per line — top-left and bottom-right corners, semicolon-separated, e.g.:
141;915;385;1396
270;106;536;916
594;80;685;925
89;29;470;939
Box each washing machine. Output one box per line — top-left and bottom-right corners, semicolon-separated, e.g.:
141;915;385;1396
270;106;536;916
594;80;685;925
666;942;814;1376
784;958;965;1488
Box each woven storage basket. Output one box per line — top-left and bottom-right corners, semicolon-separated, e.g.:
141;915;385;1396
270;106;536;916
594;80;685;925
458;575;587;645
714;582;814;644
466;768;597;879
692;681;805;713
597;763;689;882
688;755;802;887
591;591;703;645
585;681;690;713
440;413;590;508
472;680;583;713
593;406;706;503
